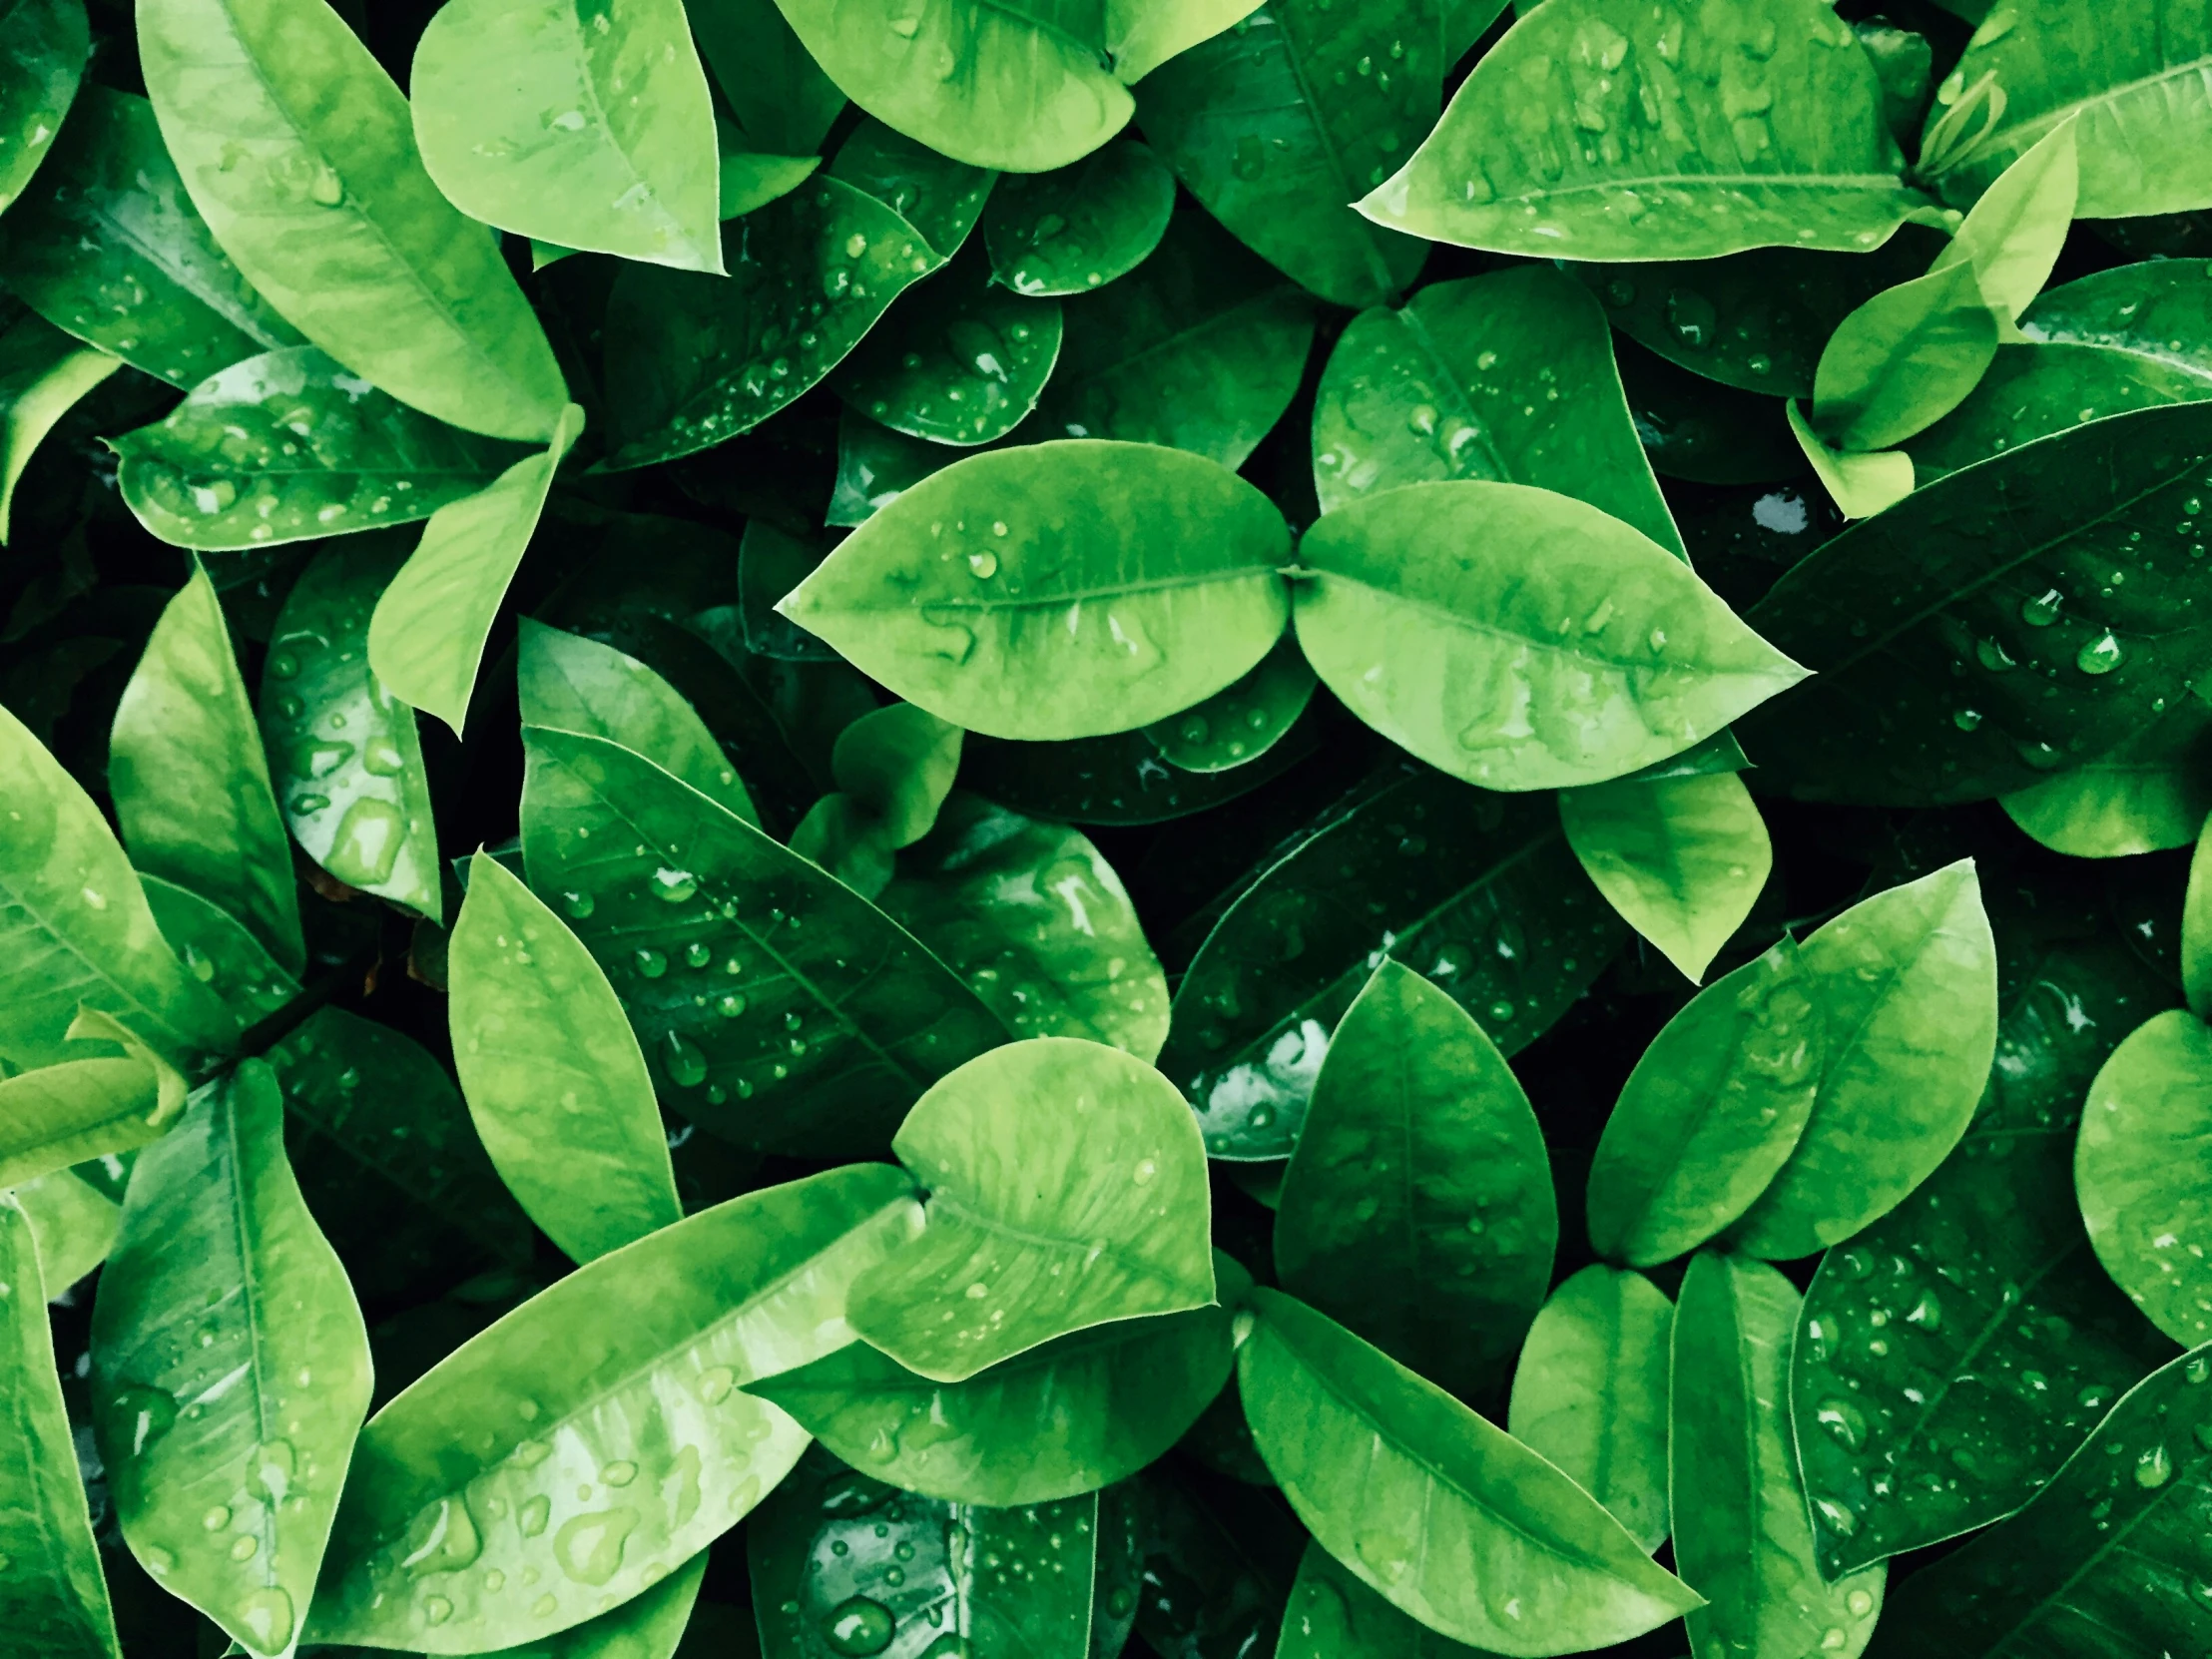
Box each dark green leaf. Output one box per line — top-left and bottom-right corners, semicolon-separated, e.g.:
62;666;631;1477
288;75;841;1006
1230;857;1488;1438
691;0;843;155
0;0;86;216
2020;258;2212;380
1144;634;1316;774
1907;341;2210;482
828;409;962;526
960;714;1325;827
2001;693;2212;857
0;307;119;541
1277;1537;1498;1659
825;119;994;262
982;139;1175;296
1617;334;1803;485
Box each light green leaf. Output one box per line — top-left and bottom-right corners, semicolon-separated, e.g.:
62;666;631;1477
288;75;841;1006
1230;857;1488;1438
847;1037;1213;1382
110;562;303;974
1507;1266;1673;1554
0;0;86;215
308;1166;922;1653
1277;1537;1498;1659
450;852;682;1264
1558;771;1771;983
411;0;722;271
1927;118;2078;334
1293;480;1807;791
2001;694;2212;857
1275;960;1555;1404
982;139;1175;296
11;1167;121;1297
0;307;118;543
90;1060;371;1659
369;402;585;735
484;1554;705;1659
137;0;568;439
1670;1252;1884;1659
779;440;1292;742
2079;1008;2212;1347
690;0;843;155
1240;1288;1702;1656
1364;0;1923;260
0;1193;122;1659
1810;261;2000;451
0;1050;170;1193
2188;814;2212;1022
1144;634;1315;773
1730;860;1998;1260
1786;399;1916;519
261;532;443;920
831;703;964;845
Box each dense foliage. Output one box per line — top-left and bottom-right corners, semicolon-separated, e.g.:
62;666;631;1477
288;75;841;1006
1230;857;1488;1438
6;0;2212;1656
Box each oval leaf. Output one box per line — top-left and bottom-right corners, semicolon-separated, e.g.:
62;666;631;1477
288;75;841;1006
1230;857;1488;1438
2000;694;2212;858
2079;1007;2212;1347
0;0;86;215
1144;634;1316;774
1809;261;2000;452
1559;772;1771;984
982;139;1175;297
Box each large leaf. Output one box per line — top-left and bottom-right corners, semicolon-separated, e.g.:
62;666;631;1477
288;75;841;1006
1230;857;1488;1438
1274;960;1555;1403
137;0;567;440
2020;258;2212;380
845;1036;1214;1382
1294;481;1806;790
308;1166;922;1653
1239;1289;1701;1657
1558;772;1770;983
0;0;84;211
982;138;1175;296
691;0;843;156
1670;1252;1885;1659
3;85;303;386
779;440;1291;742
1163;766;1622;1159
410;0;722;272
2079;1008;2212;1348
1906;340;2210;483
520;727;1008;1154
110;562;303;973
90;1061;372;1658
1135;0;1435;308
1363;0;1923;260
1737;400;2212;806
449;853;682;1264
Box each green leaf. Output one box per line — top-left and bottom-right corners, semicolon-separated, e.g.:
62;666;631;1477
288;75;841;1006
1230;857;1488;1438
1926;120;2078;335
494;1554;705;1659
1620;334;1803;485
1134;0;1436;309
1670;1252;1885;1659
308;1166;922;1653
960;716;1322;827
1311;266;1683;556
2079;1008;2212;1347
825;118;995;262
1788;401;1916;520
828;410;961;527
1144;634;1316;773
368;402;585;735
600;178;936;469
1240;1288;1701;1656
715;122;822;220
1730;860;1998;1260
1365;0;1922;260
1559;772;1770;982
2;85;303;386
1739;401;2212;805
1906;340;2211;483
2020;258;2212;379
1035;209;1317;469
110;562;303;974
779;440;1291;742
847;1036;1214;1382
0;0;85;214
1585;938;1824;1268
1810;261;2000;451
830;243;1062;445
1278;1536;1498;1659
450;852;683;1264
1294;480;1806;790
260;532;444;920
0;697;236;1069
982;139;1175;296
2001;694;2212;857
410;0;723;272
691;0;843;155
12;1167;121;1296
1274;960;1556;1403
136;0;567;440
2189;816;2212;1022
1505;1265;1673;1554
1919;2;2212;219
830;703;964;847
520;727;1008;1153
0;307;118;542
90;1060;371;1658
0;1050;168;1195
1164;768;1622;1158
748;1257;1239;1505
0;1193;122;1659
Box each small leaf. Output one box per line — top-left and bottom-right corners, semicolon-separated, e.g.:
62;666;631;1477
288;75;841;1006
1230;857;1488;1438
1144;635;1316;774
1810;261;1999;452
0;1051;166;1196
0;308;119;543
1926;119;2079;333
2079;1008;2212;1347
1277;1537;1496;1659
1559;771;1772;982
1787;400;1917;520
982;139;1175;297
0;0;87;216
2001;694;2212;858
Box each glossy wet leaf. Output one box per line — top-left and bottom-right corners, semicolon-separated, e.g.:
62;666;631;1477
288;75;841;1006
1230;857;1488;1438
0;0;85;215
1294;481;1806;791
690;0;843;156
0;308;118;542
715;122;822;220
450;853;682;1264
2;85;303;386
520;727;1008;1153
1585;938;1823;1268
2001;694;2212;857
1275;961;1555;1403
1279;1537;1501;1659
1126;1460;1299;1659
1144;636;1315;774
827;410;961;526
91;1060;371;1658
12;1167;119;1297
1731;860;1998;1260
1670;1252;1885;1659
1738;401;2212;805
410;0;722;272
983;140;1174;296
1926;120;2078;335
780;440;1291;742
1312;266;1683;555
1905;340;2210;482
1136;0;1435;309
2020;257;2212;380
959;711;1323;826
600;179;936;469
830;243;1062;445
1365;0;1923;261
110;562;303;974
1034;210;1317;468
0;1193;122;1659
261;532;444;920
846;1037;1213;1382
1809;261;2000;452
825;118;994;262
112;345;524;552
1505;1265;1673;1553
1165;767;1622;1158
2190;817;2212;1021
1559;772;1769;983
1240;1288;1701;1656
308;1165;922;1652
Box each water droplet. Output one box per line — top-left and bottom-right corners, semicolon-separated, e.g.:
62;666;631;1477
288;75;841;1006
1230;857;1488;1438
202;1504;231;1531
2020;589;2063;626
423;1595;453;1625
1812;1495;1858;1536
824;1594;897;1656
651;866;699;903
1952;708;1983;732
2136;1442;2173;1487
561;889;596;919
1974;637;2016;672
237;1586;294;1648
2075;631;2124;675
323;798;406;885
698;1366;736;1403
661;1031;708;1087
1846;1589;1874;1617
554;1507;639;1586
634;947;669;979
519;1495;551;1536
400;1494;482;1576
229;1534;259;1561
1815;1397;1868;1450
1665;288;1717;348
1132;1159;1157;1186
717;992;748;1018
966;550;998;579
